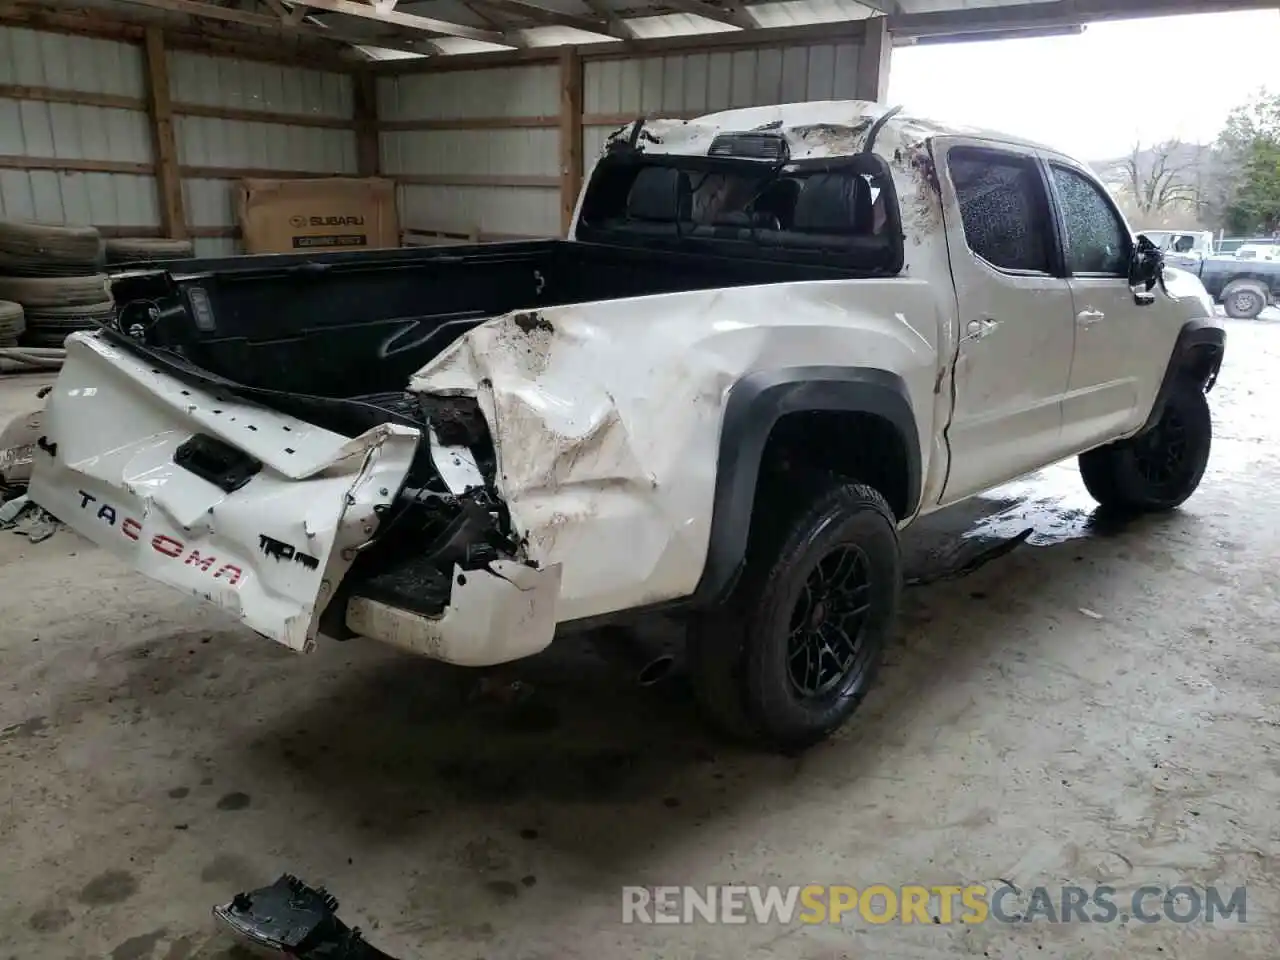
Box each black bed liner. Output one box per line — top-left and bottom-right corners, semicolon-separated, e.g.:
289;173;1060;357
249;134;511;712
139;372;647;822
111;239;854;405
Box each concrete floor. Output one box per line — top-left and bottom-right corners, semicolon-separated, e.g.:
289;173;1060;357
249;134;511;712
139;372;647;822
1;317;1278;959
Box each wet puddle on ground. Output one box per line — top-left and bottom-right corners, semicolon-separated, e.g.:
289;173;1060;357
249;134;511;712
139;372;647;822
900;464;1138;586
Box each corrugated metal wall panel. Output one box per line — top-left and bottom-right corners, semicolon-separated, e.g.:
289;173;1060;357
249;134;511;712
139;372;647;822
0;27;158;233
582;42;863;116
182;179;236;230
0;29;364;254
0;170;159;226
0;99;153;164
582;125;617;173
379;65;558;120
378;66;559;238
192;237;239;259
400;185;559;239
175;116;357;173
168;51;352;119
381;129;558;178
0;26;146;96
169;52;357;252
581;41;864;173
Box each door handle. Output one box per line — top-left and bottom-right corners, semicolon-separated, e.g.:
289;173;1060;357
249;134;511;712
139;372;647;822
962;318;1000;342
1076;309;1105;326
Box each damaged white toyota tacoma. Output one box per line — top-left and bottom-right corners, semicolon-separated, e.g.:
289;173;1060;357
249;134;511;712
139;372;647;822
14;101;1225;750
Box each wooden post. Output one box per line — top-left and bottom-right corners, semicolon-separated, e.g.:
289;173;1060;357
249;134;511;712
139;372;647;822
143;26;187;240
558;48;583;237
855;16;892;103
354;71;380;177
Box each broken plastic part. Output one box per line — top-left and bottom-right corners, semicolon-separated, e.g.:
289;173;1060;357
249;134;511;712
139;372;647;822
213;874;399;959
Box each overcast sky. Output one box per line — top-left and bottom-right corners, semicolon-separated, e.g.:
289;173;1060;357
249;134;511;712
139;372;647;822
887;8;1280;161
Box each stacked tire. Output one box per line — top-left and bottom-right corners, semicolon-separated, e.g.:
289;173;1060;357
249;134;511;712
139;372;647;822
0;221;110;349
0;299;22;347
105;237;194;266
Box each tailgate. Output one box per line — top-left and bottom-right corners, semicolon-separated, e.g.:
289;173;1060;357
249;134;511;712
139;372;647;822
29;333;419;650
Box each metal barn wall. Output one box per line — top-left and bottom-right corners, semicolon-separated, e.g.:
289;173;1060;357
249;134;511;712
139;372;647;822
582;41;868;173
0;25;159;234
371;25;880;240
377;65;561;241
168;51;358;257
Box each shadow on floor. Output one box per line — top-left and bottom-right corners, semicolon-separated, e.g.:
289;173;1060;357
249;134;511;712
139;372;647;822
192;468;1203;881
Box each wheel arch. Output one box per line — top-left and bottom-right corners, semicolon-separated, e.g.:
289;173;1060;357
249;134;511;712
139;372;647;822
1139;318;1226;435
692;366;921;606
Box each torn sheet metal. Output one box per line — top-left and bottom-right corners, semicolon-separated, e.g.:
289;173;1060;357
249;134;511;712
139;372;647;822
579;102;955;302
29;333;419;652
428;425;484;494
602;101;1057;165
410;279;942;625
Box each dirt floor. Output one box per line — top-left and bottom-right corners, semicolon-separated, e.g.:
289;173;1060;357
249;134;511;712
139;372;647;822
0;317;1277;959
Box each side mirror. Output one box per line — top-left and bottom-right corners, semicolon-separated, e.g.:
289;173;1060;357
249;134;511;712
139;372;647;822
1130;234;1165;305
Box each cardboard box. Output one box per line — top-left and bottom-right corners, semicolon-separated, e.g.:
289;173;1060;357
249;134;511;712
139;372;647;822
238;177;399;254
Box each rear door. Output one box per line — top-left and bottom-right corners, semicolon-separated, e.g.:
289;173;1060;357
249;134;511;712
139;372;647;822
936;139;1077;504
1044;159;1160;450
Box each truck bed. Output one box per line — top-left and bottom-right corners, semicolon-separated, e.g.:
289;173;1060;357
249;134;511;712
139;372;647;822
113;239;848;408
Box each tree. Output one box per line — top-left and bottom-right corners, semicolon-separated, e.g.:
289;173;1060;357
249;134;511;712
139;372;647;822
1119;139;1201;218
1216;89;1280;235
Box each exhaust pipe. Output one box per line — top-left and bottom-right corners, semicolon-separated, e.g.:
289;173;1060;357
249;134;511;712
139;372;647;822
590;625;675;687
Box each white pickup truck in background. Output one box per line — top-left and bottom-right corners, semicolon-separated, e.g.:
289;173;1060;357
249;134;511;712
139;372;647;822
11;101;1225;750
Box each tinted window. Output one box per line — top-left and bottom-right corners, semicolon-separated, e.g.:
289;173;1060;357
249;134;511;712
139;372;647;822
948;149;1051;273
575;154;903;272
1051;165;1130;276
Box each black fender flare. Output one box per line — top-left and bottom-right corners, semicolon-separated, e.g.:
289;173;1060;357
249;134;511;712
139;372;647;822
692;366;921;606
1138;319;1226;436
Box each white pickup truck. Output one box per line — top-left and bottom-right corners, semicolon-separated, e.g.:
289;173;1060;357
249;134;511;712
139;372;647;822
15;101;1225;750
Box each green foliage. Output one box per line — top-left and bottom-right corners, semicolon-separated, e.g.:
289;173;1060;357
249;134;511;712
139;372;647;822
1217;89;1280;235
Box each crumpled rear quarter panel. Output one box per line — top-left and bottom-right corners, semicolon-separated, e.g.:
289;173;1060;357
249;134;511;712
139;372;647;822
411;279;940;624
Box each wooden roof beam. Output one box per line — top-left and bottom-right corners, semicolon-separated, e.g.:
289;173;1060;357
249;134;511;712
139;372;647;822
470;0;630;40
116;0;442;57
660;0;754;30
283;0;517;44
578;0;637;37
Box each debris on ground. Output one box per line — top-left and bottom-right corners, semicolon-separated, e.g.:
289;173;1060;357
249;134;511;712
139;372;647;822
1078;607;1105;620
215;874;399;959
0;493;61;543
0;496;28;527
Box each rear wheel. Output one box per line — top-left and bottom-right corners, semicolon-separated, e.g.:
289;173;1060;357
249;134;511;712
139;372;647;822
1078;383;1211;511
687;481;901;751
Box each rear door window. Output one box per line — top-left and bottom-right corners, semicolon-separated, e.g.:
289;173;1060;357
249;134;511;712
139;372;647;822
947;148;1053;274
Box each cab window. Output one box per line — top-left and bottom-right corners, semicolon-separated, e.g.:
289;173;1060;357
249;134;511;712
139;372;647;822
1050;165;1130;276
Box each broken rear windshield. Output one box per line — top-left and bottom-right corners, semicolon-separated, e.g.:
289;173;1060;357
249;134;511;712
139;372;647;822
575;151;903;274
